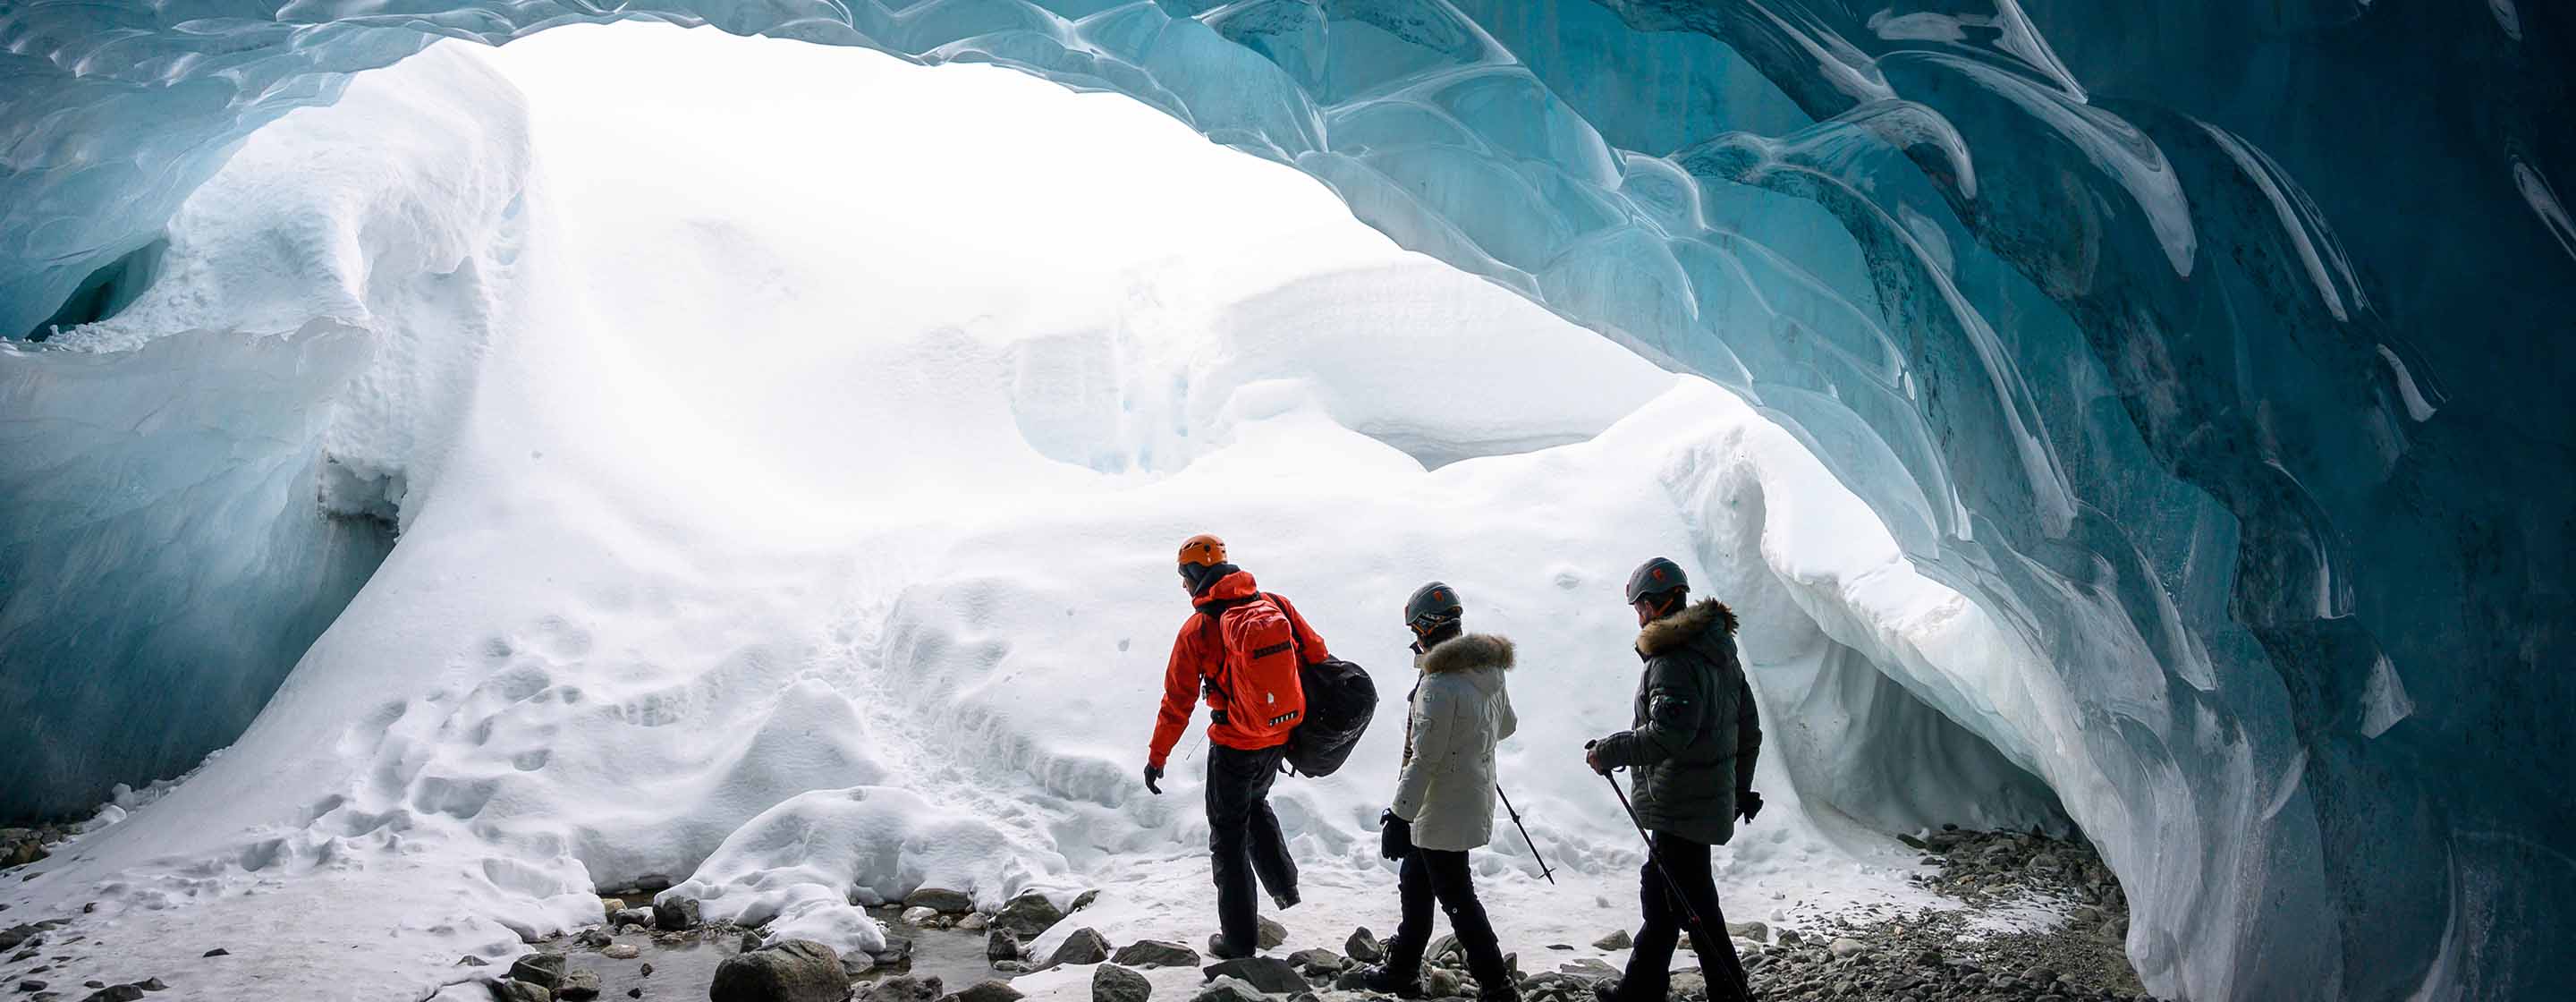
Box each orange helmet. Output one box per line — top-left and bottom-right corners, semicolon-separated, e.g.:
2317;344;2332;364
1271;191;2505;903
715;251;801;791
1177;533;1228;567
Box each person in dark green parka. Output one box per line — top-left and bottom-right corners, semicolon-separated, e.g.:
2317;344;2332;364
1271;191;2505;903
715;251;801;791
1586;556;1761;1002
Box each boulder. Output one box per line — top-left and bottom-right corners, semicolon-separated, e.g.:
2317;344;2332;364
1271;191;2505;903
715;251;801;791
1257;918;1286;950
613;908;655;929
602;945;640;961
993;893;1064;938
865;975;945;1002
1202;957;1306;995
987;929;1023;964
945;981;1022;1002
955;914;990;932
558;969;602;1000
1827;938;1864;960
1284;948;1343;975
906;888;977;914
1589;931;1629;951
1343;929;1385;964
650;896;701;931
1043;928;1112;970
709;939;847;1002
1110;939;1200;969
508;954;570;991
488;982;552;1002
901;906;942;927
1092;964;1151;1002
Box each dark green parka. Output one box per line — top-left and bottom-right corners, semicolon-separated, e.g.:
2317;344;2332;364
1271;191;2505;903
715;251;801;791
1592;599;1760;845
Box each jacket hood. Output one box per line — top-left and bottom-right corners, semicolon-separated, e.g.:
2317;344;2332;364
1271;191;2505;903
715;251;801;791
1636;598;1737;657
1419;633;1513;675
1191;568;1260;606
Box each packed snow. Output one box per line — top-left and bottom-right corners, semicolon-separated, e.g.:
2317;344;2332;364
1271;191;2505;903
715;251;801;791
4;25;2076;1000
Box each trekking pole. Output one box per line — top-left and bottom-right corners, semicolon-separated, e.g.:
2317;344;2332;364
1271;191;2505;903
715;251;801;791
1588;742;1705;930
1493;784;1556;885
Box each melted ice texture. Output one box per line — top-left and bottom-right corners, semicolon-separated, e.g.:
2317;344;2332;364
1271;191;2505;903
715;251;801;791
2;4;2569;1002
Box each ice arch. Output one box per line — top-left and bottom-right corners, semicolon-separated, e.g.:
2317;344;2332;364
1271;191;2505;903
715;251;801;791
0;3;2567;1001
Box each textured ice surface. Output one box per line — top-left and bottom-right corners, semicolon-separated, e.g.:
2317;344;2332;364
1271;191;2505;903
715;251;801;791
1;3;2570;1000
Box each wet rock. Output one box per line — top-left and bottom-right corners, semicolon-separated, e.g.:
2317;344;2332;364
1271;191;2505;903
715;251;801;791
907;888;977;914
993;893;1063;938
955;914;989;932
902;906;942;927
509;954;570;991
1203;957;1306;995
992;961;1031;975
650;896;700;931
132;980;164;992
79;987;144;1002
1257;918;1286;951
945;981;1022;1002
1344;929;1385;964
1044;928;1112;970
575;928;613;949
557;969;601;1000
710;939;846;1002
1071;890;1100;913
987;929;1022;964
871;934;915;966
1092;964;1151;1002
1589;931;1629;951
19;981;46;993
199;949;227;958
459;955;491;967
1425;971;1461;998
612;908;654;929
602;945;640;960
488;981;552;1002
1110;939;1200;969
865;975;945;1002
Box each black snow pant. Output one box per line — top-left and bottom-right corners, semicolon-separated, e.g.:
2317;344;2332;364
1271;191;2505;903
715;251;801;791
1617;832;1750;1002
1384;847;1510;988
1207;743;1298;953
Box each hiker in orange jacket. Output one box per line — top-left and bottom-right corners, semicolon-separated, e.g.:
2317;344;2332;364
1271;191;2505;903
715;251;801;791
1144;533;1333;958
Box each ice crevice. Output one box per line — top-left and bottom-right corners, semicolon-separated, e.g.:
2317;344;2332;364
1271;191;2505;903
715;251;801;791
0;4;2568;1002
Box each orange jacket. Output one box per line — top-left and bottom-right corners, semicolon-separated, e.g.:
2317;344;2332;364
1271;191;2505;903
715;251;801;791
1147;569;1333;769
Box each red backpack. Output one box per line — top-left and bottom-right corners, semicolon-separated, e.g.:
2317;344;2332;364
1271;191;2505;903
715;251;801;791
1200;593;1308;743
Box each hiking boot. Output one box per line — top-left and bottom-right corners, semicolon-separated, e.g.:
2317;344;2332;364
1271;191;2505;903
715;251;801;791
1208;932;1255;961
1357;964;1426;999
1477;979;1522;1002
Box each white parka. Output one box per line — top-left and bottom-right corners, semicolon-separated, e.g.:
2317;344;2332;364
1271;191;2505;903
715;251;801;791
1389;633;1518;851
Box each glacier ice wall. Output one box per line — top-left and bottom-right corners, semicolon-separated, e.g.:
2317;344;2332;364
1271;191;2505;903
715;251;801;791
0;2;2567;999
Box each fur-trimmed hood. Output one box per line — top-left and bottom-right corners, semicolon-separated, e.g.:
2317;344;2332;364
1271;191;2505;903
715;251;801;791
1636;598;1738;657
1419;633;1514;675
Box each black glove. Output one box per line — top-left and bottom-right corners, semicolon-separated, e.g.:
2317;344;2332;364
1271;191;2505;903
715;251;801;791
1737;790;1764;822
1379;810;1412;861
1144;764;1164;795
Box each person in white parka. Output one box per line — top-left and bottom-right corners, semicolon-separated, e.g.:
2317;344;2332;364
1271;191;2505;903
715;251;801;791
1361;582;1521;1002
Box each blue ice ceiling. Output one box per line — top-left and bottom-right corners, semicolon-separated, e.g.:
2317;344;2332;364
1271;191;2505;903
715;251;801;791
1;2;2568;1000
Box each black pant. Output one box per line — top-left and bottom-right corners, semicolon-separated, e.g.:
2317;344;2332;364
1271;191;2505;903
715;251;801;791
1206;743;1297;951
1619;832;1750;1002
1385;847;1509;986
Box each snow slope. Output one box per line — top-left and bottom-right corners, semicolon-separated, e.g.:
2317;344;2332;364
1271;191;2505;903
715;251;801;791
4;25;2065;1000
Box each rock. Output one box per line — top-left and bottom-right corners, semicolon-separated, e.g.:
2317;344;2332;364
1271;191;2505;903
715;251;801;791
1723;921;1767;943
1557;959;1616;979
907;888;977;914
1773;930;1802;947
993;961;1032;975
945;981;1023;1002
1046;928;1113;969
1203;957;1306;995
459;955;491;967
867;975;945;1002
79;987;144;1002
19;981;46;993
902;906;942;927
602;945;640;960
1344;929;1385;964
1425;971;1461;998
201;948;228;958
1826;937;1864;960
488;981;553;1002
613;908;655;929
1111;939;1201;969
1071;890;1101;913
955;913;990;932
741;931;766;954
1285;948;1343;974
710;939;847;1002
599;897;626;914
509;954;570;990
872;934;915;965
576;928;613;949
1590;931;1630;951
994;893;1063;938
639;963;652;978
1188;977;1267;1002
1092;964;1151;1002
987;929;1023;964
558;969;602;1000
1257;918;1287;950
1428;934;1461;967
650;896;700;931
133;980;165;992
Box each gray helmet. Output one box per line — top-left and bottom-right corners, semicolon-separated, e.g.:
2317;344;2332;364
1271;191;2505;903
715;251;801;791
1623;557;1688;604
1404;581;1463;635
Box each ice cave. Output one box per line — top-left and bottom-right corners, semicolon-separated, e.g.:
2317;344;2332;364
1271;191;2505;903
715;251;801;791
0;3;2567;1001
